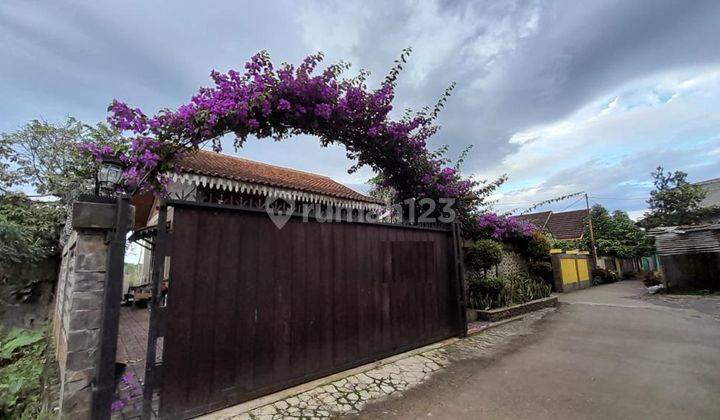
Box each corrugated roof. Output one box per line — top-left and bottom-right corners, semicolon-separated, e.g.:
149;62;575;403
178;150;381;204
694;177;720;208
649;224;720;256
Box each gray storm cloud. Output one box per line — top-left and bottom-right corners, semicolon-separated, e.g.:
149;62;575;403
1;0;719;215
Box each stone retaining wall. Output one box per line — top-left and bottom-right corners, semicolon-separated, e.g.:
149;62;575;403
487;246;529;280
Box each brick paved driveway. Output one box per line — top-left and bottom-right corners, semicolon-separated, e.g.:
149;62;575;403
113;306;151;418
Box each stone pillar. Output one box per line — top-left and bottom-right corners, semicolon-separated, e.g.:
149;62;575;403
52;200;134;419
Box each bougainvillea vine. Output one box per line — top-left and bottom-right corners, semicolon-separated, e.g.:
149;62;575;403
475;212;537;240
81;50;476;203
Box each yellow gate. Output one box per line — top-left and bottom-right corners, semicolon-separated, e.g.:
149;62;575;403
561;259;578;285
577;259;590;281
552;252;592;292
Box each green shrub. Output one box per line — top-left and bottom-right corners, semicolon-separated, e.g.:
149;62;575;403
467;273;505;309
464;239;503;277
0;327;46;419
517;231;552;261
468;273;551;310
591;268;619;284
528;260;553;282
503;273;552;304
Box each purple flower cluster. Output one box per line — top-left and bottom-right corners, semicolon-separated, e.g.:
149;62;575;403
79;143;114;162
111;372;143;413
476;213;537;240
80;51;473;201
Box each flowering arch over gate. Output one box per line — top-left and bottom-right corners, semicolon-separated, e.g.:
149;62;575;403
84;50;476;207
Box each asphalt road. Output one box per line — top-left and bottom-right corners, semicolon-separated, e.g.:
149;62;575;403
356;281;720;420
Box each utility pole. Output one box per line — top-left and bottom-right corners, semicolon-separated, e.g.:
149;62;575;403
585;193;598;266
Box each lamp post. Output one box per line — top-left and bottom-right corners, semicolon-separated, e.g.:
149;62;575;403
95;155;125;196
91;157;130;419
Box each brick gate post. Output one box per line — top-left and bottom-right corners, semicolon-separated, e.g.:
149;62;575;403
52;199;134;419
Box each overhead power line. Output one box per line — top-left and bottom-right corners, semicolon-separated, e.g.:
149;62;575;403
494;194;648;207
559;197;584;212
588;195;647;200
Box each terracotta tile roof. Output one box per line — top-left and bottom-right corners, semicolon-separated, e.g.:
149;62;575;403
545;209;589;239
514;211;551;229
178;150;381;204
513;209;588;240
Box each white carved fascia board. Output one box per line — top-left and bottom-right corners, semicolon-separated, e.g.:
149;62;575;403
172;173;382;211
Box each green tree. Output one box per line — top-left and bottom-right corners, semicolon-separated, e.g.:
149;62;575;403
0;215;43;269
0;136;20;194
612;210;654;257
0;194;65;303
0;117;123;253
642;166;707;228
0;194;65;262
590;205;653;258
1;117;123;204
0;118;121;299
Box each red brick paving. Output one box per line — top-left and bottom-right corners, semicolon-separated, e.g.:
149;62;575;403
114;306;150;419
117;306;150;381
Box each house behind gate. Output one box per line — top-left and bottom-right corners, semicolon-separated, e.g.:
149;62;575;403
130;150;383;287
134;150;383;229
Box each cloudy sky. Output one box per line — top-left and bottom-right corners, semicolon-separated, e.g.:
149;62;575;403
2;0;720;219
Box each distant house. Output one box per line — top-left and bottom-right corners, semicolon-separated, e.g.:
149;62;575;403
695;177;720;207
649;223;720;290
514;209;589;240
693;177;720;224
514;209;643;274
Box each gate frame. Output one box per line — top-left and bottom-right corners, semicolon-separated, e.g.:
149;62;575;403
141;198;467;418
142;201;168;419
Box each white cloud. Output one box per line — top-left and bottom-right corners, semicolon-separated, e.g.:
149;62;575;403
486;67;720;214
626;210;645;221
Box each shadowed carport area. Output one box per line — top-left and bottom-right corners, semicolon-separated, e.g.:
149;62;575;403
114;306;152;418
117;307;150;382
355;281;720;420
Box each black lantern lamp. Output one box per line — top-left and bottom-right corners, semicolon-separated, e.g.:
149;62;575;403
95;155;125;196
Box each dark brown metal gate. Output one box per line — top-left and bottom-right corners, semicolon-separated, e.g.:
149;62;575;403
143;200;466;419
